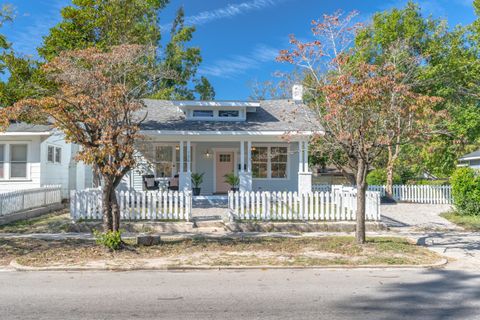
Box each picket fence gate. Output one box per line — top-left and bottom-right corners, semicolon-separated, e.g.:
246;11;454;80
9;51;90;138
228;190;381;222
313;184;452;204
70;189;192;221
0;185;62;217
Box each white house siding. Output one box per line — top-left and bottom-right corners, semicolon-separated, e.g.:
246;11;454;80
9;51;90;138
0;136;42;193
40;134;93;199
127;140;301;194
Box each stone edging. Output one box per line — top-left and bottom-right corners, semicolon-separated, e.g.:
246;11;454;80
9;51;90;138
9;258;448;272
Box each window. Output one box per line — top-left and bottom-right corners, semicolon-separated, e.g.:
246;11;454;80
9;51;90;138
252;147;268;178
55;147;62;163
218;110;239;118
252;146;288;179
0;145;4;179
10;144;27;179
193;110;214;117
219;154;231;162
47;146;55;162
270;147;288;178
155;146;173;178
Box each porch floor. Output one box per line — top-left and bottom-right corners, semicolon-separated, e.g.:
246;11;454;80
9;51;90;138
191;196;228;221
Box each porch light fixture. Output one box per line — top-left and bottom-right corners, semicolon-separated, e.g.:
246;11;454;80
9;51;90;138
204;149;212;159
175;145;180;151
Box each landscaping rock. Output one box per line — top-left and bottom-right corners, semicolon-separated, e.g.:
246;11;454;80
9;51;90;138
136;235;162;246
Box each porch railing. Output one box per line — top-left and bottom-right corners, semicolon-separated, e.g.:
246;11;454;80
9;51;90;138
70;189;192;222
228;190;381;222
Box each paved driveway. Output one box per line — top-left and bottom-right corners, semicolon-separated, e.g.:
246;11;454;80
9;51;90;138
381;203;480;269
381;203;459;232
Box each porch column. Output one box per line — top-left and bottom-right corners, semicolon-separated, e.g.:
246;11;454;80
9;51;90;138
179;140;192;192
239;140;252;192
298;140;312;194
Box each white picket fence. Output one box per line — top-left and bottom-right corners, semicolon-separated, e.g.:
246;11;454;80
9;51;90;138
228;190;381;222
313;184;453;204
0;185;62;217
70;189;192;222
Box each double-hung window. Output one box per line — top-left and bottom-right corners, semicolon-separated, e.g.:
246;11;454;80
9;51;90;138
47;146;62;164
252;146;288;179
10;144;28;179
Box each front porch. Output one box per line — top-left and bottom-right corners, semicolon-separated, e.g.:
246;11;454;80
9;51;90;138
122;135;313;195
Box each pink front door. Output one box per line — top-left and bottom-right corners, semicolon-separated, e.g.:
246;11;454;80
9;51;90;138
216;152;234;194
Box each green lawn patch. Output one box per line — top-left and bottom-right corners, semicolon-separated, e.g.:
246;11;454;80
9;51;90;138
2;236;442;268
441;211;480;231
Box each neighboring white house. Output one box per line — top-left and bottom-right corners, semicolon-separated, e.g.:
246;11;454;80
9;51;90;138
120;87;322;195
458;150;480;169
0;123;93;198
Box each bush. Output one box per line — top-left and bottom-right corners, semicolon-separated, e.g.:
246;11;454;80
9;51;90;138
366;169;401;185
94;230;123;250
450;167;480;216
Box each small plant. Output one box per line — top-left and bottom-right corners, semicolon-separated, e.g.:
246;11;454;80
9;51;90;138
224;173;240;191
191;172;204;188
94;230;123;251
191;172;204;196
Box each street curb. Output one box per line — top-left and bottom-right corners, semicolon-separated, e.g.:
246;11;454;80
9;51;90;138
9;258;448;272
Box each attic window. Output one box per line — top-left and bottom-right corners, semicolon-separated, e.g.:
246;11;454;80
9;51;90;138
193;110;213;117
219;110;239;118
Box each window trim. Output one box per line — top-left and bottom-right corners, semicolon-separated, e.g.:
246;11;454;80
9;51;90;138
46;145;62;164
251;144;290;180
8;143;30;180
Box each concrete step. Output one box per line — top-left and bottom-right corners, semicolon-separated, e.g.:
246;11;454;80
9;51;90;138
192;218;226;229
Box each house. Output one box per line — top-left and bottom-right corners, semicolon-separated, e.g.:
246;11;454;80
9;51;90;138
121;86;321;195
458;150;480;169
0;123;93;198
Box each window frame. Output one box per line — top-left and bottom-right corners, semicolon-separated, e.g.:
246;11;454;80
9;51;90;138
251;144;289;180
192;110;214;118
9;143;29;180
47;145;55;163
55;147;62;164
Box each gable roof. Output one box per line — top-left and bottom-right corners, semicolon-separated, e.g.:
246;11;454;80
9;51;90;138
138;99;322;133
459;150;480;161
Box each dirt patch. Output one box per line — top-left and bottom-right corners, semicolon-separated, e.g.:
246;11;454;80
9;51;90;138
2;236;442;268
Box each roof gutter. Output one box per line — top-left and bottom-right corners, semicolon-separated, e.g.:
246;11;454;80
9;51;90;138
0;131;52;136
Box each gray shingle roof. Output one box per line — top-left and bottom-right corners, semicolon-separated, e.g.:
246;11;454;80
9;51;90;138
5;123;52;133
139;99;321;132
459;150;480;160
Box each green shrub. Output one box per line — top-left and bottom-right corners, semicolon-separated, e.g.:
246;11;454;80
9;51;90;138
408;179;450;186
94;230;123;250
366;169;401;186
450;167;480;216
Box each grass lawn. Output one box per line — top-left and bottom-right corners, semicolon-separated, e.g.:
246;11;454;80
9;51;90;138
0;211;75;234
0;236;442;268
440;211;480;231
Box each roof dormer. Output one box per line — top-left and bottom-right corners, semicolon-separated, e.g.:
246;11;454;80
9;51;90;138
173;101;259;122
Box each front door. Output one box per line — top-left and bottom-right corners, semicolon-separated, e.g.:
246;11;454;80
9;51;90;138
216;152;234;194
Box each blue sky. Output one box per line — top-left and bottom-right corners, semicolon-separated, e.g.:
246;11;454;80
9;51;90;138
2;0;477;99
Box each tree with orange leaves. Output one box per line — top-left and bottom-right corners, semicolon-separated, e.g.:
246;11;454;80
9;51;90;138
278;11;442;244
0;44;161;236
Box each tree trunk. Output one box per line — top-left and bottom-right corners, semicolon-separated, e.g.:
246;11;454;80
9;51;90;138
385;144;399;199
101;180;113;232
110;190;120;232
355;158;368;244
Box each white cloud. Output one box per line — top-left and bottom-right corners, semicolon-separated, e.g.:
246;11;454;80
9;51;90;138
199;44;279;78
162;0;286;31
